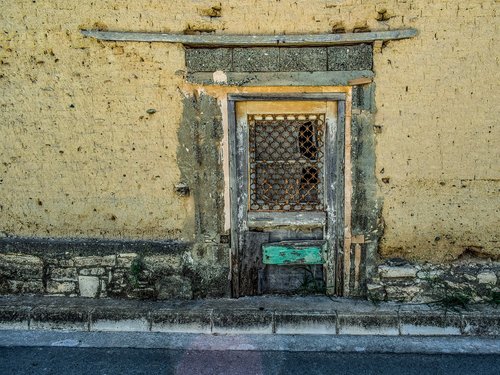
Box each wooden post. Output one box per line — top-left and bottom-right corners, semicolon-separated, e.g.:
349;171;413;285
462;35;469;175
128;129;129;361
342;91;353;296
351;235;365;292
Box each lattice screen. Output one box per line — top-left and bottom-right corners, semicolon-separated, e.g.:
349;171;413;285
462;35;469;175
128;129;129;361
248;114;325;211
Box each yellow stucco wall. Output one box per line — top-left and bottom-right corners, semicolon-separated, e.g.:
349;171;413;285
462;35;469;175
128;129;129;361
0;1;498;261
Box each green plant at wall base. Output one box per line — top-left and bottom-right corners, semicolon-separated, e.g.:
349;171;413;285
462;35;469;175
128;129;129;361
423;275;474;311
438;292;472;310
129;257;145;287
296;265;326;295
486;291;500;306
367;289;384;305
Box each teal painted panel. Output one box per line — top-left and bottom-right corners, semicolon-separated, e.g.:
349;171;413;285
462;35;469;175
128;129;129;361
262;244;324;265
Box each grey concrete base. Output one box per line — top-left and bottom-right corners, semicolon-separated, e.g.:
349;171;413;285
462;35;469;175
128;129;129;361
0;295;498;337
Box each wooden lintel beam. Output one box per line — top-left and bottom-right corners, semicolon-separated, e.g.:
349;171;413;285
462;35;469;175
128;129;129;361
248;211;326;229
347;77;373;86
80;29;417;47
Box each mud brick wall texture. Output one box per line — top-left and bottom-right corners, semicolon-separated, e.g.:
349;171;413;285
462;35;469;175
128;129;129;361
0;1;499;300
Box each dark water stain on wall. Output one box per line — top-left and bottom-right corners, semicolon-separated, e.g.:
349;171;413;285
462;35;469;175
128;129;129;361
350;86;383;292
177;92;230;297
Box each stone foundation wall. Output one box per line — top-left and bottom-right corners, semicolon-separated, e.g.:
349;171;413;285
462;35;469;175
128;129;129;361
368;259;500;304
2;238;499;304
0;238;230;300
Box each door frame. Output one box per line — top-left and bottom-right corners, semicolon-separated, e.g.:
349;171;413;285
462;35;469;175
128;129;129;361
228;93;346;297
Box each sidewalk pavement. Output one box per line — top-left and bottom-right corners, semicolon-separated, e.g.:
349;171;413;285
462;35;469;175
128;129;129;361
0;295;498;336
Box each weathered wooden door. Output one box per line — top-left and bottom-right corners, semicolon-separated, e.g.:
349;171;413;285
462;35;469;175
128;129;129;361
229;93;345;297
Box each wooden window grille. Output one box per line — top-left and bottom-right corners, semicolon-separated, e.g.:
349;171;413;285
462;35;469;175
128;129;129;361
249;114;325;211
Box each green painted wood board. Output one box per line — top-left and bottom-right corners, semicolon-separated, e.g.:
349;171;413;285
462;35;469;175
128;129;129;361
263;243;324;265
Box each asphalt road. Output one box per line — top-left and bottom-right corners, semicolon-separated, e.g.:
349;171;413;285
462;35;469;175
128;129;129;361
1;347;499;375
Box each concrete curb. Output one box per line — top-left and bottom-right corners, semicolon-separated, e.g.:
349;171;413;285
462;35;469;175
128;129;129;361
1;330;499;355
0;295;498;336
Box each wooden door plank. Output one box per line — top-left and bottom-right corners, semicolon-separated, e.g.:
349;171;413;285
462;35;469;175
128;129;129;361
239;231;270;296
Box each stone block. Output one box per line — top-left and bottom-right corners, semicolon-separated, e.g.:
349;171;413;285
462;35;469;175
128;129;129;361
2;280;44;294
50;267;78;281
477;272;497;285
417;269;444;279
116;253;138;268
0;254;43;279
30;306;89;331
327;44;373;71
46;281;76;294
279;47;327;71
212;309;273;334
385;285;422;302
143;255;181;272
78;276;100;298
463;274;477;282
233;48;279;72
185;48;232;72
55;259;76;267
275;312;336;334
366;283;386;301
73;255;116;268
151;309;212;333
399;311;462;335
156;275;192;300
79;267;106;276
379;265;418;278
338;312;399;335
